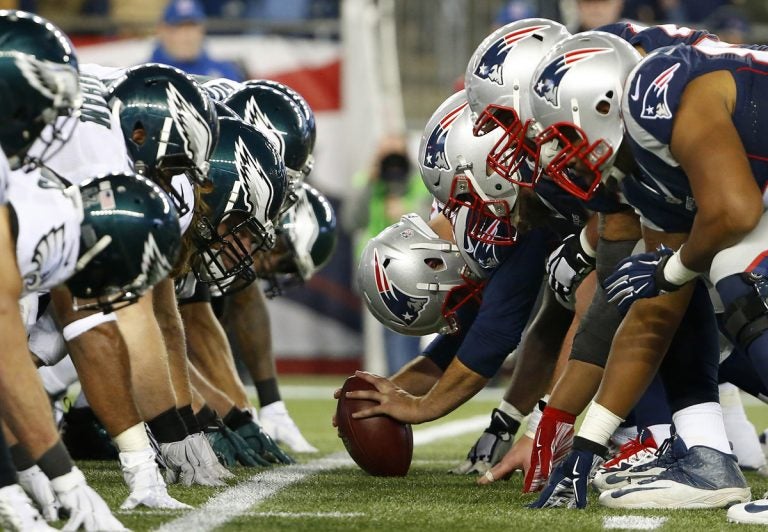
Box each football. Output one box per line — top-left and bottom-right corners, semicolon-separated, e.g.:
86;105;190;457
336;375;413;476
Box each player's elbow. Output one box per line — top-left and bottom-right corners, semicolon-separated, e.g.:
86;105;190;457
719;195;763;239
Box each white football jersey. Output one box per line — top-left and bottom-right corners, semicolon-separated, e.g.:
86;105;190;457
0;151;9;205
9;170;82;297
28;64;133;185
203;78;244;102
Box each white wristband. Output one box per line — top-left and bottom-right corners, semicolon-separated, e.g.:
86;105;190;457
663;249;699;286
62;312;117;341
579;227;597;258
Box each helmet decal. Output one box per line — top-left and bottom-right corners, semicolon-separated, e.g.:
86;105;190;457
166;82;213;169
461;217;503;270
640;62;680;120
373;248;428;326
233;135;275;224
135;232;173;288
473;25;549;85
243;95;286;158
533;48;613;108
25;224;65;291
13;53;76;104
423;101;467;171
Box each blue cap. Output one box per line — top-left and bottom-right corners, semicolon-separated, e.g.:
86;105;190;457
163;0;206;25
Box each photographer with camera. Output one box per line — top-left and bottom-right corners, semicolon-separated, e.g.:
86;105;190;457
343;135;432;374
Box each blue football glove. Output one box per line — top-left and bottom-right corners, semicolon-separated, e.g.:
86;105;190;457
603;245;683;314
528;448;603;509
546;232;596;308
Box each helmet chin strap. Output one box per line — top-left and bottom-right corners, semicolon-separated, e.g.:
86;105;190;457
453;155;510;218
75;235;112;272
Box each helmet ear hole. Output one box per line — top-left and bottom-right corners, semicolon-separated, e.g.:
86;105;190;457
132;122;146;145
425;258;446;271
596;99;611;115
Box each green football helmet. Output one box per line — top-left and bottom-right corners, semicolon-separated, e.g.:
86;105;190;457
224;81;314;212
255;183;337;298
66;173;182;312
191;116;287;294
106;63;219;215
0;10;81;169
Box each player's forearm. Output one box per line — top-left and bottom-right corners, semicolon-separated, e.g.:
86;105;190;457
417;358;488;422
224;283;275;380
0;303;60;458
181;303;250;408
681;210;757;273
390;356;442;394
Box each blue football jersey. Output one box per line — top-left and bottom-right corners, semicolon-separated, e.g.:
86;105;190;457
597;22;716;52
423;226;549;378
621;41;768;232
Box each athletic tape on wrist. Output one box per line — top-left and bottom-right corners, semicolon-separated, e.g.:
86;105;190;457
62;312;117;341
663;248;699;286
114;423;150;453
579;227;597;258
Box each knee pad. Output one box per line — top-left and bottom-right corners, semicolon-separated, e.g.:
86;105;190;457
720;272;768;349
569;282;622;367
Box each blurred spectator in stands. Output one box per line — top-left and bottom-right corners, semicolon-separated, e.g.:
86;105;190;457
572;0;625;31
704;4;750;43
342;135;432;375
148;0;244;80
494;0;537;28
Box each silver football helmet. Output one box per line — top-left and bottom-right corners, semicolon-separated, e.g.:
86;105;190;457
529;31;641;199
357;213;473;336
465;18;570;187
419;90;519;245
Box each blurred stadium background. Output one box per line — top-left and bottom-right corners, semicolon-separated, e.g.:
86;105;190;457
14;0;768;376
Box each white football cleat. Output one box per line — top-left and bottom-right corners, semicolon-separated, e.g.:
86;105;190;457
0;484;55;531
119;447;191;510
260;401;318;453
728;496;768;524
593;428;659;492
599;443;750;509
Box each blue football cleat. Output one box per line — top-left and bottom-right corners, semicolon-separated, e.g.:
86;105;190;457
599;439;750;509
528;448;603;509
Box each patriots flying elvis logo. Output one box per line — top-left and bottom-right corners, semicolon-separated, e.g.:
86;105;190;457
373;249;427;326
423;102;467;171
462;217;504;270
534;48;613;107
640;62;680;120
473;25;549;85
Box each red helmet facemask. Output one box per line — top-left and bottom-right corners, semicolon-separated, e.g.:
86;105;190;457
534;122;613;200
473;104;539;188
443;171;517;247
441;271;485;332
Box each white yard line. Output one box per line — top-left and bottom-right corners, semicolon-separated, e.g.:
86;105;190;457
603;516;668;530
153;416;487;532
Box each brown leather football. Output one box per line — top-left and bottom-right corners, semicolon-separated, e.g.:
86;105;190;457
336;375;413;476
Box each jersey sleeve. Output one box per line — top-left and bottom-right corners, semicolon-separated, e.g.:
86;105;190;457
622;47;692;147
453;230;547;378
596;22;716;52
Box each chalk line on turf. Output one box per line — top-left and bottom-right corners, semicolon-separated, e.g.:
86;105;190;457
152;415;489;531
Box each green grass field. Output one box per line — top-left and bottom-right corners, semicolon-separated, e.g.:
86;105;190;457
67;376;768;531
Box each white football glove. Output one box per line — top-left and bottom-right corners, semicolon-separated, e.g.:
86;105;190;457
160;433;233;487
119;448;191;510
50;467;127;531
260;401;318;453
17;465;60;522
0;483;56;531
